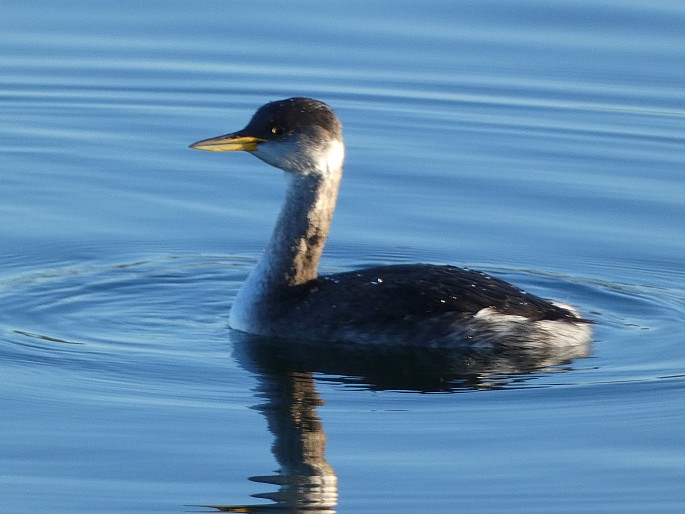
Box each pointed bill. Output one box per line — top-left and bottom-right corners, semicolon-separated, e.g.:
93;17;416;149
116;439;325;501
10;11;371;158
190;133;267;152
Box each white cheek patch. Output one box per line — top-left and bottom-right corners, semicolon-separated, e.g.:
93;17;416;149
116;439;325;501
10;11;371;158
253;140;302;171
254;139;345;176
320;139;345;174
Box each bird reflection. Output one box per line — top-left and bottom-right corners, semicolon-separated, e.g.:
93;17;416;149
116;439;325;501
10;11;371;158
248;370;337;512
202;333;589;512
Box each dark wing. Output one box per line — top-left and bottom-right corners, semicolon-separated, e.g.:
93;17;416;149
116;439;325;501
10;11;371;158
283;264;578;325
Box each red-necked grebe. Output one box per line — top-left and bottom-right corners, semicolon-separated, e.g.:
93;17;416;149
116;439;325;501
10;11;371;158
190;97;591;348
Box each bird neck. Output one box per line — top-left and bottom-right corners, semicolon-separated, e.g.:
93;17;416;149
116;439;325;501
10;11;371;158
254;169;341;288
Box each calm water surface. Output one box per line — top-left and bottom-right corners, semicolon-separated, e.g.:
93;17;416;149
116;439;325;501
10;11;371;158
2;1;684;512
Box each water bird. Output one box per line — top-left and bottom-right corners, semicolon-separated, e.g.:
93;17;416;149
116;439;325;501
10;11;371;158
190;97;591;348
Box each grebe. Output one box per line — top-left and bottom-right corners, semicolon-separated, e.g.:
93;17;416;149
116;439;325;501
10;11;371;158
190;97;591;348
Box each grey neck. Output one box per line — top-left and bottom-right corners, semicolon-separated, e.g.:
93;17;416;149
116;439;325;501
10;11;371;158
254;170;341;289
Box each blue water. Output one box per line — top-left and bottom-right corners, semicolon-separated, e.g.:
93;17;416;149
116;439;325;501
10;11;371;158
2;1;685;512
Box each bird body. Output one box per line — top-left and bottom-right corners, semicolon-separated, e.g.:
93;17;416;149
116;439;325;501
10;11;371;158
191;97;591;348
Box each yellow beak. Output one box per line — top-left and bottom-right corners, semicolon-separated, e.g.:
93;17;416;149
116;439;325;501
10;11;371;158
189;134;267;152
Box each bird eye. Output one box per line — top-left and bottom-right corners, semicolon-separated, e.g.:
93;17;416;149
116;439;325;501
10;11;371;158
271;126;285;136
